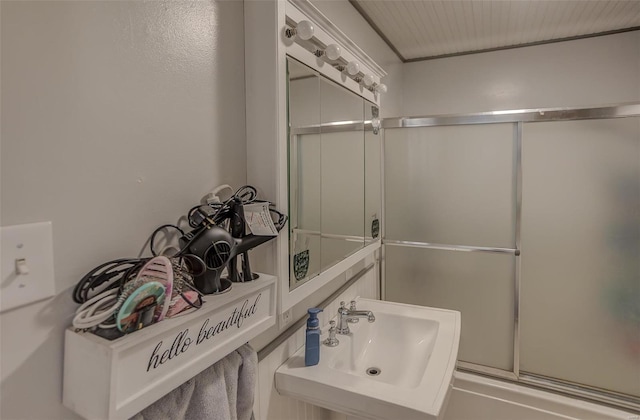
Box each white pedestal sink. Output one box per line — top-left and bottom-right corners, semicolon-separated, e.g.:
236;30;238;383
275;298;461;420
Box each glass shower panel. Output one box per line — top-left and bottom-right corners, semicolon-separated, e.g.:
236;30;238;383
520;117;640;397
385;246;515;370
385;124;516;247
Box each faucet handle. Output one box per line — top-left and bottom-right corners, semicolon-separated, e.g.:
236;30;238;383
339;301;348;314
323;320;339;347
347;300;360;324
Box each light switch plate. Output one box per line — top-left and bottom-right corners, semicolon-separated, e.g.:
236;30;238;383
1;222;55;313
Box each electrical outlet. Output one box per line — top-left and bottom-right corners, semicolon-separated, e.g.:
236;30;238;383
281;309;293;327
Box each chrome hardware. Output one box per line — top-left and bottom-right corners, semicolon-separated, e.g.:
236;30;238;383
323;320;339;347
347;300;359;323
337;300;375;335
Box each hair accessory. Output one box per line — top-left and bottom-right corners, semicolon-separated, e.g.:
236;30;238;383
133;256;174;321
116;282;166;333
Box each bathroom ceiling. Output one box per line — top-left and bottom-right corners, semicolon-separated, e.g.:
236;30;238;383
349;0;640;62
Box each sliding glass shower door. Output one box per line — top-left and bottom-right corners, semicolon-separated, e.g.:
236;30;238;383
384;123;518;372
383;106;640;409
520;117;639;399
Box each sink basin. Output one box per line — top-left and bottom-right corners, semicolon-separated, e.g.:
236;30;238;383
275;298;461;420
329;310;439;388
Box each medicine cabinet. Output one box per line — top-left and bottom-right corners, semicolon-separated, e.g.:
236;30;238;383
287;57;381;290
245;0;386;312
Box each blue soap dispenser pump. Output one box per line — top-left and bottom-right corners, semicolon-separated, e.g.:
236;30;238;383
305;308;323;366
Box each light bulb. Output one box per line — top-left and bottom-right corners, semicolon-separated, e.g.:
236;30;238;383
371;117;381;135
325;44;341;60
346;61;360;76
376;83;388;94
371;117;381;130
296;20;314;41
363;74;375;87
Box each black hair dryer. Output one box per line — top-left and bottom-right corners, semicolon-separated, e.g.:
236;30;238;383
179;226;236;295
179;204;286;294
227;199;256;283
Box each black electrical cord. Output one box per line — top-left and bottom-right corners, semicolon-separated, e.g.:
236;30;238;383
149;224;185;256
187;185;260;229
73;258;146;304
177;281;204;310
270;207;288;230
233;185;257;203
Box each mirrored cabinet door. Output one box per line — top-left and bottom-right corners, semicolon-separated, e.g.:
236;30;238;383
288;58;322;287
287;56;379;291
319;77;365;273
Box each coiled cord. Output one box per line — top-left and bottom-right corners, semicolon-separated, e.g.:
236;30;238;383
72;258;145;304
187;185;259;229
72;288;121;330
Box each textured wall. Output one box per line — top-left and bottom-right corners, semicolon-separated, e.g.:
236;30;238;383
0;1;246;418
401;31;640;115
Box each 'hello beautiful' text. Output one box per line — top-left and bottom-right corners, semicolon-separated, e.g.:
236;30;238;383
146;293;261;372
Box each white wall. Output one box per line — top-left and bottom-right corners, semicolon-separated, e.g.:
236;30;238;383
401;31;640;115
0;1;393;419
0;1;246;419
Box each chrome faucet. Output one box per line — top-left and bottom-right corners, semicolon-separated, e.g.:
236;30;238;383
336;301;375;335
347;300;359;323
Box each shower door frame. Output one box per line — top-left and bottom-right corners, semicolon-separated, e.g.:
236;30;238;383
380;102;640;412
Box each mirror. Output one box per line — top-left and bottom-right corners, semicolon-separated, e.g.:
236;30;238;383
287;56;380;290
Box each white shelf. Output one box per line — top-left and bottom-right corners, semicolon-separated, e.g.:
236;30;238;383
63;274;276;420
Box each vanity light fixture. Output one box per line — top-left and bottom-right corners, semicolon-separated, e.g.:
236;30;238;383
324;44;341;60
371;118;381;134
314;43;342;60
362;74;375;87
368;83;388;93
346;61;360;76
284;21;387;95
285;20;315;41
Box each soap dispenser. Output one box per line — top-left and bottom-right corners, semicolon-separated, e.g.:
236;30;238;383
305;308;323;366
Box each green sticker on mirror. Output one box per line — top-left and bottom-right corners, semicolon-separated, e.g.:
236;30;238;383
371;219;380;239
293;250;310;281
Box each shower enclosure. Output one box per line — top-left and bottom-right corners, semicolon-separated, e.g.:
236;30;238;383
382;104;639;411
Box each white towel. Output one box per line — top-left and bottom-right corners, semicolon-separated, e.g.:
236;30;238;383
131;344;257;420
